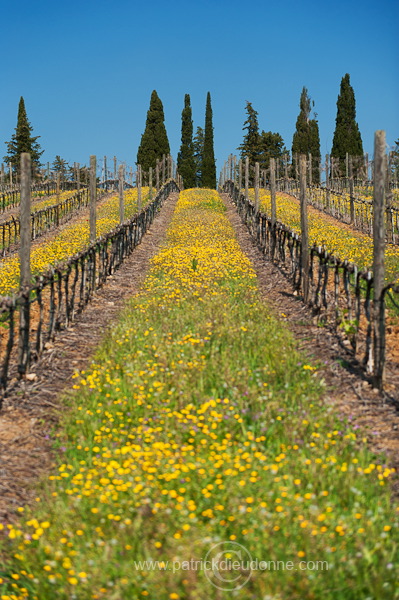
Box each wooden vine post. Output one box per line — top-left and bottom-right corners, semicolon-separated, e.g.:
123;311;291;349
156;160;160;191
149;166;153;200
254;162;260;213
137;164;142;211
238;159;242;192
18;153;32;374
118;164;124;223
89;155;97;243
245;157;249;201
373;130;386;389
325;154;330;209
270;157;277;259
104;156;108;191
299;154;309;303
349;156;355;223
76;162;80;192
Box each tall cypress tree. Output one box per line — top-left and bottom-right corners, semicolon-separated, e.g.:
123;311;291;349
201;92;216;189
238;101;261;164
331;74;363;175
4;96;43;177
292;87;321;183
137;90;170;171
177;94;196;188
193;126;204;187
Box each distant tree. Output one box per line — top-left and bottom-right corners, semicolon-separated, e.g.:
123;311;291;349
177;94;196;189
52;155;69;180
331;74;363;176
259;131;287;172
4;96;43;178
137;90;170;172
193;126;204;187
238;101;261;164
292;87;321;183
202;92;216;189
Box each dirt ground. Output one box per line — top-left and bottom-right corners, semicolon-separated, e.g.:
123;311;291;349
0;189;399;524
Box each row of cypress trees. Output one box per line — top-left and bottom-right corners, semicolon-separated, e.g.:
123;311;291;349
137;91;216;190
239;73;366;181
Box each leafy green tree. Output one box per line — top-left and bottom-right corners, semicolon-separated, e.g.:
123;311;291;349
4;96;43;177
177;94;196;188
52;155;69;180
202;92;216;189
259;131;287;172
291;87;321;183
137;90;170;172
193;126;204;187
238;101;261;164
331;74;363;176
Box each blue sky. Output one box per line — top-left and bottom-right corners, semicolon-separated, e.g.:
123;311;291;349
1;0;398;176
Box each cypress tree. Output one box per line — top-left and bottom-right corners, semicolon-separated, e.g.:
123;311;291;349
177;94;196;188
137;90;170;172
292;87;321;183
193;126;204;187
4;96;43;177
331;74;363;176
238;101;261;164
201;92;217;189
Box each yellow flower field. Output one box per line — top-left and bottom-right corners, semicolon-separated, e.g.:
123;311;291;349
0;188;149;296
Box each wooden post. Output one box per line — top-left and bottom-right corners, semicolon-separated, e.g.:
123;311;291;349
113;156;117;183
9;162;13;186
104;156;108;191
386;152;393;243
56;172;60;201
137;164;142;211
345;152;349;190
89;155;97;243
76;162;80;192
299;155;309;303
156;160;160;191
238;159;242;192
0;163;4;188
245;157;249;201
373;131;386;388
118;164;124;223
149;166;153;200
20;153;31;288
308;153;312;200
254;162;260;212
18;153;32;374
325;154;330;209
162;154;166;184
349;156;355;223
270;158;276;225
284;153;289;192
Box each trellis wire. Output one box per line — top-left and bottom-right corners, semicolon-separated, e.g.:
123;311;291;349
223;179;399;389
0;180;179;404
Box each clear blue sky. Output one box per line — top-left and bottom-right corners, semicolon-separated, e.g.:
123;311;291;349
1;0;398;176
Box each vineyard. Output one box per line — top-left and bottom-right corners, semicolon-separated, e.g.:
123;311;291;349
0;147;398;599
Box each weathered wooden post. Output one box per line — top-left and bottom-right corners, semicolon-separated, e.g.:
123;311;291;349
233;155;237;186
76;162;80;192
349;156;355;223
18;153;32;373
156;160;160;191
162;154;166;185
149;166;153;200
238;159;242;192
9;162;13;186
56;172;60;202
118;164;124;223
113;156;117;185
299;155;309;303
254;162;260;213
245;157;249;201
325;154;330;210
89;155;97;243
386;152;393;243
270;157;277;259
0;163;4;188
284;153;289;192
373;131;386;389
104;156;108;191
308;153;313;200
137;164;142;211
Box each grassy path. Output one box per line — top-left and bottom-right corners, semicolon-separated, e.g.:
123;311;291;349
0;189;398;599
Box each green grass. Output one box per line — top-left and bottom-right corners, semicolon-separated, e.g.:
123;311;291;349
0;189;398;600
